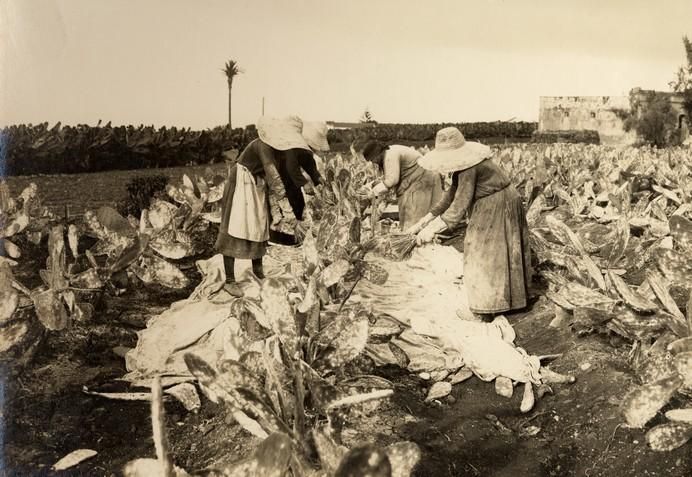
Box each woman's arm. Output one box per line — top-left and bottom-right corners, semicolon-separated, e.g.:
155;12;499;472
370;149;400;196
267;148;309;221
257;141;288;199
299;152;322;186
284;183;305;221
439;167;477;229
429;173;459;216
282;149;309;188
415;168;477;244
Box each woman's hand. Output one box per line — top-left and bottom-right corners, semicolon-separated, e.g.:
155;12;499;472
362;185;375;199
371;182;388;198
415;216;447;246
294;220;307;243
269;202;283;227
416;227;436;246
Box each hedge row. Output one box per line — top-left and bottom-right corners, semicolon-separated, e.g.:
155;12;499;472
327;121;538;146
3;121;543;176
1;123;258;176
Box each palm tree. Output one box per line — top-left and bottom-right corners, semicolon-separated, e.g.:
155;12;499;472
222;60;243;129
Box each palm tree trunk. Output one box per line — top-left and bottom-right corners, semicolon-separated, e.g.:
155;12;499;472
227;79;233;129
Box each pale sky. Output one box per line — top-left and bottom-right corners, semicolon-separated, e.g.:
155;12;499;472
1;0;691;129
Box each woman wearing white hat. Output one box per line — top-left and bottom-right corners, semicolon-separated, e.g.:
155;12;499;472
407;127;532;318
274;121;330;236
358;139;444;231
215;116;329;295
301;121;330;154
276;120;330;240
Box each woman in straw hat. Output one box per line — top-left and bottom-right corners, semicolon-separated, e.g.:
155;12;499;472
273;121;330;237
407;127;532;318
215;116;328;295
358;139;444;231
280;120;330;240
302;121;330;157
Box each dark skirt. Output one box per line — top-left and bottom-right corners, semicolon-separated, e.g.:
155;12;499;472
463;185;532;314
214;164;267;260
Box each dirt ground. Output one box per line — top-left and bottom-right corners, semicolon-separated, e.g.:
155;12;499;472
3;247;691;477
5;164;227;218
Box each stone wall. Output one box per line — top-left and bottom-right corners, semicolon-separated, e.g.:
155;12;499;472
538;96;635;145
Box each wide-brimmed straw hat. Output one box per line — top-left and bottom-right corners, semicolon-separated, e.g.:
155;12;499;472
302;121;330;152
417;127;492;174
257;116;311;151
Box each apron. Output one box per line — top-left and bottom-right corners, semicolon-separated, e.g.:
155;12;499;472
228;164;270;242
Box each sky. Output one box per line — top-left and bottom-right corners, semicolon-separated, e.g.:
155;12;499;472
1;0;691;129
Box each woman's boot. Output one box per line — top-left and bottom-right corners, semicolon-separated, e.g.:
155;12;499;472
252;258;265;280
473;312;496;323
223;256;243;297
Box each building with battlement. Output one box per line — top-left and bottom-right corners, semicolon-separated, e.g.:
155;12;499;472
538;89;689;145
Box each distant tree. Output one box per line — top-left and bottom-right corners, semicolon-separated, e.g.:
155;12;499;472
624;90;678;147
360;108;377;124
223;60;243;129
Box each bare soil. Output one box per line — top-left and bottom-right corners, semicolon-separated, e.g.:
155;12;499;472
5;164;226;218
4;269;691;477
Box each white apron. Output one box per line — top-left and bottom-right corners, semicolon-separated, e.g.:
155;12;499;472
228;164;270;242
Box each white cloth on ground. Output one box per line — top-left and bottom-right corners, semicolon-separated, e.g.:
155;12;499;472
122;246;303;383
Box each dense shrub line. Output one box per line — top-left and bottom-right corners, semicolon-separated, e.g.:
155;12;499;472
1;123;258;176
2;121;544;176
327;121;538;146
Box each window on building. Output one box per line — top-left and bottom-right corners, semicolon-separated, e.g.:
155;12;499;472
564;111;569;117
590;112;596;118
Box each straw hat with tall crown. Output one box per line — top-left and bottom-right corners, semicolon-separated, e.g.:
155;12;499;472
257;116;311;152
301;121;330;152
417;127;492;174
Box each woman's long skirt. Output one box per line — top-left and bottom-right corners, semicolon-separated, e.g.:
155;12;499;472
463;185;532;314
397;171;443;231
214;164;267;259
